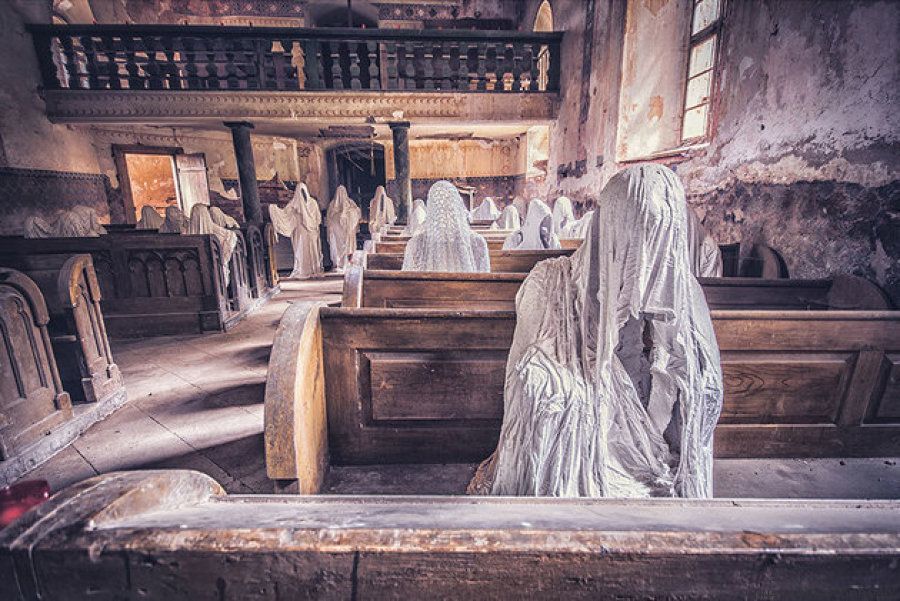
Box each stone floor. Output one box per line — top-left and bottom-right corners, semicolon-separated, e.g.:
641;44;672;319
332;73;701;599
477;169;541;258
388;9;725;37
20;276;900;499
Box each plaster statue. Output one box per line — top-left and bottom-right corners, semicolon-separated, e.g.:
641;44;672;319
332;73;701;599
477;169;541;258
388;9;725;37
404;198;427;237
159;206;189;234
368;186;396;236
269;183;324;279
326;185;362;271
502;199;561;250
136;206;165;230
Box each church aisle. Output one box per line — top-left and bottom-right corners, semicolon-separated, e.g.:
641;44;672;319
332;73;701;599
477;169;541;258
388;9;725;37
22;276;343;495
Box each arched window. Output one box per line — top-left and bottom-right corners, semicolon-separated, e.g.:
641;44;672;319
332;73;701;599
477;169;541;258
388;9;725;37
533;1;554;91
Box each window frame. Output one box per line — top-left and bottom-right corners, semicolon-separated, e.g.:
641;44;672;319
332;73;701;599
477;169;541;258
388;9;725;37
680;0;726;144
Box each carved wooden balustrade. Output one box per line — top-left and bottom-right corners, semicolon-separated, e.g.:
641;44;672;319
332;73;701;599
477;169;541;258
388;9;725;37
28;25;563;94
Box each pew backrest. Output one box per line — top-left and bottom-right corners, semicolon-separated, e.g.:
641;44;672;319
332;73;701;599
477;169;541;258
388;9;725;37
366;248;575;271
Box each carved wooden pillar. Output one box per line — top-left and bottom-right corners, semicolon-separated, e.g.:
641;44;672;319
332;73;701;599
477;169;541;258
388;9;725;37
389;121;412;223
225;121;263;224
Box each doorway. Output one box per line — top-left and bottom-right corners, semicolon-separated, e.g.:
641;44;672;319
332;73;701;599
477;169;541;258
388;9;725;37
327;143;386;224
113;145;211;224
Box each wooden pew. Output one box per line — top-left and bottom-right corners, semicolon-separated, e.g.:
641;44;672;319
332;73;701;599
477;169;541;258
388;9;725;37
265;303;900;489
3;470;897;600
365;248;575;271
2;253;125;406
343;268;893;311
0;230;276;338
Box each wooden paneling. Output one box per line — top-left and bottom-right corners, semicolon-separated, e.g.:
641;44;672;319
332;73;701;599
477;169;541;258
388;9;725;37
366;248;574;272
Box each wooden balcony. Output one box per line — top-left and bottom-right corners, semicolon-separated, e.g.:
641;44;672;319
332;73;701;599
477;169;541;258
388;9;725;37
27;25;562;126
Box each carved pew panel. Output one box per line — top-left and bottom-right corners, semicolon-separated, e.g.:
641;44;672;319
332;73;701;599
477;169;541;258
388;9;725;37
0;268;72;461
316;308;900;464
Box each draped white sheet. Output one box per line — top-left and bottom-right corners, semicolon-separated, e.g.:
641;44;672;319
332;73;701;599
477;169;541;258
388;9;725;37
269;183;324;279
562;210;594;239
368;186;396;236
187;204;238;286
404;199;428;236
401;181;490;273
552;196;576;235
512;196;529;221
496;204;522;231
159;206;188;234
471;197;501;221
326;185;362;271
686;207;723;277
23;215;56;238
209;206;240;229
502;199;561;250
136;206;165;230
54;206;107;237
470;164;723;499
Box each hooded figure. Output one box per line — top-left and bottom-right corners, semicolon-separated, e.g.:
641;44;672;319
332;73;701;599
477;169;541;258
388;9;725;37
470;197;501;222
512;196;529;221
402;181;490;273
562;209;595;239
686;207;723;278
209;206;240;229
136;206;165;230
552;196;576;236
368;186;396;236
502;199;561;250
55;206;107;237
469;164;723;499
187;204;238;286
269;183;324;279
159;206;188;234
326;185;362;271
404;198;428;237
23;214;57;238
495;204;521;231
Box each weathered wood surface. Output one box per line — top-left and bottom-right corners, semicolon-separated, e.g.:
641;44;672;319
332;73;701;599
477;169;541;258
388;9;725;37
302;308;900;465
345;268;893;311
2;254;124;406
0;231;277;338
2;470;899;600
373;235;583;254
366;248;575;271
0;269;72;464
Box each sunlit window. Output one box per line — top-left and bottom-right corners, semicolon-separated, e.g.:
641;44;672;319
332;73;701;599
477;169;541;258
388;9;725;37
681;0;723;142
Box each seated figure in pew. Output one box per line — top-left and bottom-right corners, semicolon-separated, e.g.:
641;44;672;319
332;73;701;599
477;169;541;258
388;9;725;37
136;205;164;230
368;185;397;236
686;207;723;278
470;164;723;499
470;197;501;222
404;198;427;236
159;205;188;234
326;185;362;272
502;199;561;250
401;180;491;273
512;195;529;221
23;205;107;238
269;183;324;279
552;196;576;235
563;209;594;239
187;204;238;285
210;206;240;229
495;204;521;231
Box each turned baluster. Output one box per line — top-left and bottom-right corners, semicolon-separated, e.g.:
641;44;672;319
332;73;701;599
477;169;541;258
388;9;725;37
183;37;201;89
59;35;81;89
366;41;380;90
421;42;434;90
144;37;164;90
79;35;100;89
102;35;122;89
223;40;239;89
204;37;220;89
484;43;498;92
348;41;361;90
329;41;345;90
301;39;320;90
474;42;488;91
122;36;143;89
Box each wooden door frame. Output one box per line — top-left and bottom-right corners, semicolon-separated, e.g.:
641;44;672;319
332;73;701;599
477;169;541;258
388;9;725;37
112;144;184;224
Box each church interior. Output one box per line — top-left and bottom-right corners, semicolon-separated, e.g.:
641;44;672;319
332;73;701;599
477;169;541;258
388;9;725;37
0;0;898;598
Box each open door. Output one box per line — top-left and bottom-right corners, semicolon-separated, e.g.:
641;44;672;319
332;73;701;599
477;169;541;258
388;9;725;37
175;154;211;218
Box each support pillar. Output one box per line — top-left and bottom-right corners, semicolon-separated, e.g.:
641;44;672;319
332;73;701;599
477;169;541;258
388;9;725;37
224;121;262;224
389;121;412;223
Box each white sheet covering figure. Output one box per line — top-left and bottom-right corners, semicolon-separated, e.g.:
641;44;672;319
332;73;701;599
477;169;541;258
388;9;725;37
562;210;595;239
269;183;324;279
326;185;362;271
496;204;521;231
470;197;501;222
401;181;490;273
686;207;723;277
54;206;107;237
469;164;723;499
23;215;56;238
136;206;165;230
512;196;529;221
209;206;240;229
187;204;238;285
502;199;561;250
404;199;428;236
159;206;188;234
368;186;396;236
551;196;576;235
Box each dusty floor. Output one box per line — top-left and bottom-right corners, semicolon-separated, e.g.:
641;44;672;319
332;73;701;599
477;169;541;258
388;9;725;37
21;276;900;499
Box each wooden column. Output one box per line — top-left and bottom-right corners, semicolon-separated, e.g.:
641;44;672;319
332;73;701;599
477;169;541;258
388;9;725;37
389;121;412;223
224;121;263;224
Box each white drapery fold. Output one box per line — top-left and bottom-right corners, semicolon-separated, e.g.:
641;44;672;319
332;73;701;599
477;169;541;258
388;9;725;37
326;185;362;271
404;198;428;236
502;199;561;250
269;183;324;279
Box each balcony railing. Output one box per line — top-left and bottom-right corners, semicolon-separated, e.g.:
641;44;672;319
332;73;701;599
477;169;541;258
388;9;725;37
28;25;562;94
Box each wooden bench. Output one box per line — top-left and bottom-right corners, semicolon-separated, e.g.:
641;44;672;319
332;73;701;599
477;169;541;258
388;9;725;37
2;469;897;600
0;229;277;338
363;248;575;271
343;267;893;311
265;302;900;493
